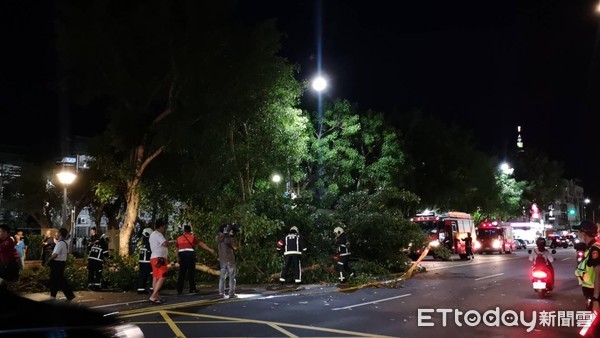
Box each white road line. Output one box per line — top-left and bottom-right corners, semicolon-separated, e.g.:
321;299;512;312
475;273;504;281
562;257;571;261
92;299;150;309
424;255;524;271
331;294;411;311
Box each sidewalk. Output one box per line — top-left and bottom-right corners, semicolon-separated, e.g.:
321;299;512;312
18;283;342;310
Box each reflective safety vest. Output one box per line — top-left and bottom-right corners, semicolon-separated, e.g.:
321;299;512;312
88;244;105;261
277;234;307;256
575;242;600;288
88;238;108;262
335;233;351;257
137;238;152;263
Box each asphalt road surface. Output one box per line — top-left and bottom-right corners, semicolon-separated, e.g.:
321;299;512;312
107;246;588;337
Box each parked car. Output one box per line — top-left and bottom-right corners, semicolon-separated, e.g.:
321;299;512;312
515;238;527;249
0;288;144;337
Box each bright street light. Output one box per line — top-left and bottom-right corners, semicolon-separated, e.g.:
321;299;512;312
56;166;77;244
499;163;514;175
584;198;592;221
312;76;328;92
56;171;77;185
272;174;282;183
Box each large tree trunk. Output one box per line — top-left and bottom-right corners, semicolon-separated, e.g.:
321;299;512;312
118;142;165;256
117;108;170;256
120;177;141;256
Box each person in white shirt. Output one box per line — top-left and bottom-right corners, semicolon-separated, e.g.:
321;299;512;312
529;237;554;290
46;228;75;301
148;219;177;304
529;238;555;263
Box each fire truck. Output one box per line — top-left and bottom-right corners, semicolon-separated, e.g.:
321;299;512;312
409;211;478;260
475;221;514;254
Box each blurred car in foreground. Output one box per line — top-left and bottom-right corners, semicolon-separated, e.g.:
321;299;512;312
0;288;143;338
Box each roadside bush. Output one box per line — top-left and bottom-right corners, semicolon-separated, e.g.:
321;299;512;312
334;188;424;266
10;255;87;293
26;234;43;260
103;255;138;291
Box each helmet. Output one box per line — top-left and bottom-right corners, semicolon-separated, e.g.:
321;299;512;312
535;237;546;246
219;224;228;233
578;221;598;236
333;227;344;236
142;228;153;238
290;226;299;233
228;223;240;235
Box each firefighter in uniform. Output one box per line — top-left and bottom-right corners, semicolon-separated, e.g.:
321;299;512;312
575;221;600;317
176;225;215;295
87;229;108;290
333;227;355;282
137;227;153;294
277;226;307;284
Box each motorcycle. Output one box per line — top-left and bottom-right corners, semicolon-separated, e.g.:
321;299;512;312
528;249;556;298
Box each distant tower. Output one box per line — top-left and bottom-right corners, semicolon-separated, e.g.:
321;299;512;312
516;126;524;152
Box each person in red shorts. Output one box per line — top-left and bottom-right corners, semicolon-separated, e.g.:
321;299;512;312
148;219;177;304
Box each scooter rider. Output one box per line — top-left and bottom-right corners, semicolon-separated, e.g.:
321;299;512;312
574;221;600;314
529;237;554;291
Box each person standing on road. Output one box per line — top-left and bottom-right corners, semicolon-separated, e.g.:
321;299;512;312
136;227;153;294
0;224;19;285
333;227;355;283
41;230;56;266
87;228;108;290
176;224;215;295
575;221;600;316
46;228;75;301
14;235;25;270
462;232;474;260
149;219;177;304
16;231;28;263
217;223;239;298
277;226;307;284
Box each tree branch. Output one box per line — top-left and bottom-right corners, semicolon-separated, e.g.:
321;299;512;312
139;145;165;176
152;108;172;124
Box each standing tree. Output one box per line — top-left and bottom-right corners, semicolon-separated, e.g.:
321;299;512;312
58;1;304;255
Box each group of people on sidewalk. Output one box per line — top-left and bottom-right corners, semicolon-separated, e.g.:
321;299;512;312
1;220;356;304
140;220;239;304
142;221;355;302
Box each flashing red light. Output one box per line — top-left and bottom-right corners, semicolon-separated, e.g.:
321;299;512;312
532;270;547;279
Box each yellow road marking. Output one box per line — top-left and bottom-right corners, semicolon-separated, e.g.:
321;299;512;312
159;310;186;338
125;310;396;338
267;323;299;338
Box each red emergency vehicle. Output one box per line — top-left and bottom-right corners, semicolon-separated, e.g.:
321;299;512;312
409;211;478;260
475;221;515;254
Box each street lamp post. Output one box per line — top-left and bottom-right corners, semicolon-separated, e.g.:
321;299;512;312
312;75;328;200
584;198;591;221
56;167;77;232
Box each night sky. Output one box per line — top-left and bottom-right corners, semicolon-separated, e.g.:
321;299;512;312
1;1;599;194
